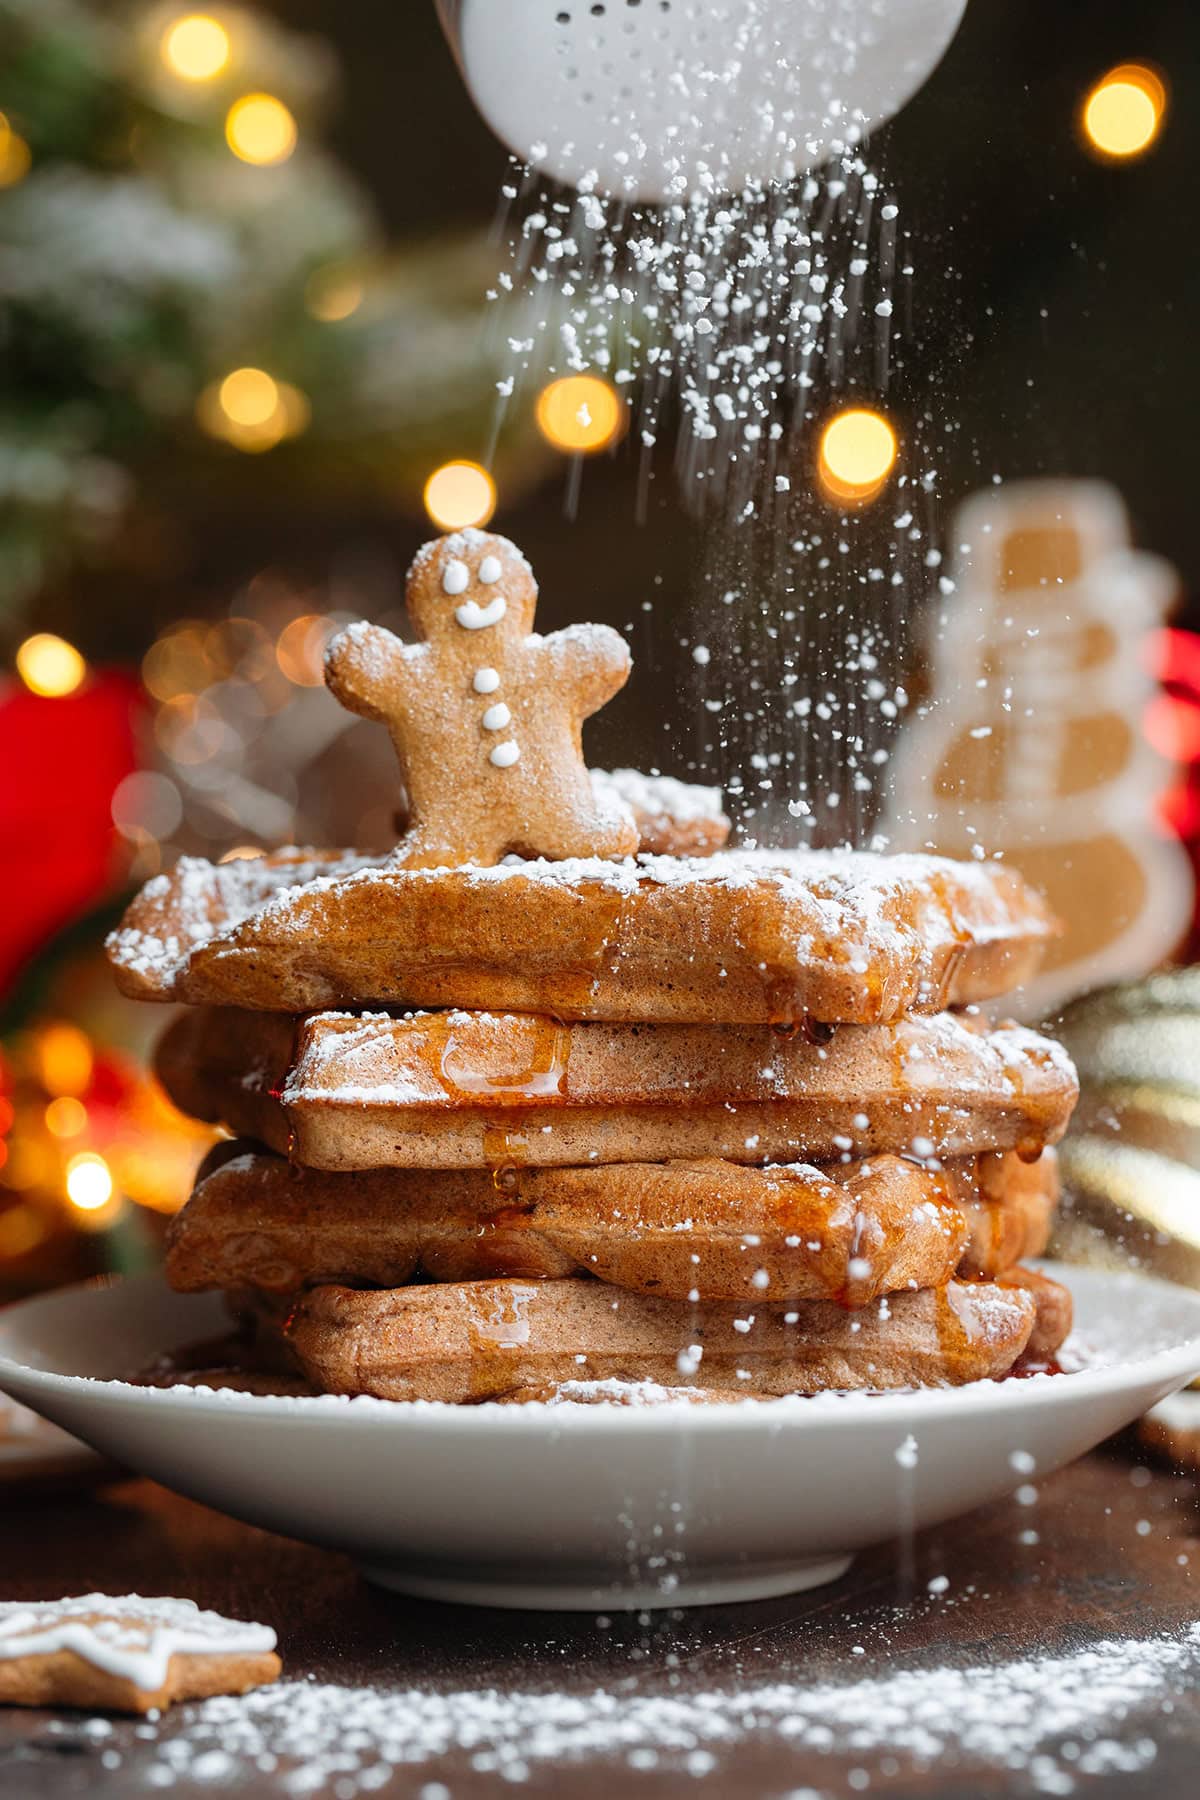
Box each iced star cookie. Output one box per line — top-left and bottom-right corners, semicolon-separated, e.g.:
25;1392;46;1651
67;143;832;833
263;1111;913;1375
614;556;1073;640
0;1595;280;1714
324;527;637;867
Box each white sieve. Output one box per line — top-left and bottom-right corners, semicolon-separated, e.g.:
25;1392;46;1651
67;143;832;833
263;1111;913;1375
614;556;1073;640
436;0;968;201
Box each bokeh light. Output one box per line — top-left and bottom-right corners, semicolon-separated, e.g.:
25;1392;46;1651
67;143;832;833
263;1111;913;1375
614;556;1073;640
65;1151;114;1212
220;366;278;426
1081;65;1166;161
225;92;297;165
197;369;309;452
817;407;898;506
0;112;31;188
36;1025;93;1098
306;266;365;323
16;633;86;697
535;375;625;454
44;1097;88;1139
423;461;497;531
276;614;335;686
161;13;231;82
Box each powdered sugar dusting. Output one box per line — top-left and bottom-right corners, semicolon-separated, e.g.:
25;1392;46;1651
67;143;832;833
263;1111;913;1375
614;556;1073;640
91;1625;1200;1790
595;768;726;825
107;843;1053;1000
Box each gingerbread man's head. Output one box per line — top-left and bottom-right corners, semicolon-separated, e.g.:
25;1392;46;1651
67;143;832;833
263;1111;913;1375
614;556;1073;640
406;529;538;646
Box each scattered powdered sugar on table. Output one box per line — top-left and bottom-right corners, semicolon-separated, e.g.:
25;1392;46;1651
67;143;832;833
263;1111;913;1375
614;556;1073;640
103;1624;1199;1792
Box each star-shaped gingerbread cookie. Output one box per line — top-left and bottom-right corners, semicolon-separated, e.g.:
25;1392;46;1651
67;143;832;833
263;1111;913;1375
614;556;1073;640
0;1595;280;1714
324;528;638;867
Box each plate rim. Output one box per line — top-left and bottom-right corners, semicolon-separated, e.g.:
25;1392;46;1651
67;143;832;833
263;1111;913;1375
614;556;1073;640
3;1263;1200;1435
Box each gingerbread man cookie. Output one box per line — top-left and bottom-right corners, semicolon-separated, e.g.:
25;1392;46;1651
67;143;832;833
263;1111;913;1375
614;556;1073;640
325;528;638;868
0;1595;280;1713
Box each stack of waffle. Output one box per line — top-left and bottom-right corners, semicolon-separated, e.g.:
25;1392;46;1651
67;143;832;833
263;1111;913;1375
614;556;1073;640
108;530;1079;1405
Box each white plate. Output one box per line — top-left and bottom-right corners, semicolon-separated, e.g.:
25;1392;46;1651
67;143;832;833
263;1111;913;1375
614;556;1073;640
1;1266;1198;1612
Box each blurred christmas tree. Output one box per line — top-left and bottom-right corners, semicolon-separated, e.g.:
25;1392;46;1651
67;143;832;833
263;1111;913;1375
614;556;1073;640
0;3;552;1298
0;0;542;638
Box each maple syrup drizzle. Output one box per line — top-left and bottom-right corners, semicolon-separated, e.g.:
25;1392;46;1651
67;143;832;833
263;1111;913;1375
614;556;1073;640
483;1125;531;1194
545;881;631;1018
1005;1355;1067;1380
434;1015;572;1104
464;1282;538;1399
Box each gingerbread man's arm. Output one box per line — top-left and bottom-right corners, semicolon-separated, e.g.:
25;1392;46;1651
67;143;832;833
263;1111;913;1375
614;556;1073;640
324;622;424;725
543;623;632;722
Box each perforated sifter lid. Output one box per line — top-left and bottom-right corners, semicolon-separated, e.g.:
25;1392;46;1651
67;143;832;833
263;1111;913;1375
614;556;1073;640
437;0;968;202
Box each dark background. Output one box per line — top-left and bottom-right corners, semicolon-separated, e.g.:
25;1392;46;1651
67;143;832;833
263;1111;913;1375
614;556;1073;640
204;0;1199;781
253;0;1199;577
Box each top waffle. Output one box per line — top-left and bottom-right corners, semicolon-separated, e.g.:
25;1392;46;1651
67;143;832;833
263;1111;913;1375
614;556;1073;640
107;844;1056;1025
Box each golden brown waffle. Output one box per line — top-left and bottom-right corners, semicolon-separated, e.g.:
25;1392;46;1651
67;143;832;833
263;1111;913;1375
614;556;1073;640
954;1147;1057;1275
107;845;1056;1022
165;1143;1057;1305
592;769;729;856
994;1264;1074;1361
155;1006;1078;1171
280;1274;1044;1402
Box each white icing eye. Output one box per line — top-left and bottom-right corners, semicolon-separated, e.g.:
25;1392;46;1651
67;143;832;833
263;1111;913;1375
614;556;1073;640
473;667;500;694
478;555;503;585
442;559;470;595
489;740;520;768
455;597;507;630
481;702;511;731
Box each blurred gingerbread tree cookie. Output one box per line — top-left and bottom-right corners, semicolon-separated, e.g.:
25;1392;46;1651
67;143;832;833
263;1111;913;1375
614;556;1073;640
887;479;1192;1018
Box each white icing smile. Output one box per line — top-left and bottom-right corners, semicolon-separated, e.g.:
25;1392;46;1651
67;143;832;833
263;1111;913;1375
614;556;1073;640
442;559;470;595
455;597;507;631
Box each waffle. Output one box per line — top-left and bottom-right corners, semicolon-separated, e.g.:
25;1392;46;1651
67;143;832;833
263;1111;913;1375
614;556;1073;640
166;1143;1056;1305
279;1273;1050;1402
154;1005;1078;1171
108;845;1056;1023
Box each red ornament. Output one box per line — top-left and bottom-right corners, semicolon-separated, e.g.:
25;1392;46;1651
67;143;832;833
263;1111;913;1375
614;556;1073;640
1;673;142;996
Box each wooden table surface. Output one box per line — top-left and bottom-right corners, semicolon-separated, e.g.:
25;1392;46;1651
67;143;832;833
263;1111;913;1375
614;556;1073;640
1;1445;1197;1799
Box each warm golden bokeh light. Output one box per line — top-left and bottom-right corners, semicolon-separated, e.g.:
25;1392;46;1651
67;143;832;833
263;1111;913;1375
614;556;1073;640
423;460;497;531
44;1096;88;1139
65;1152;114;1213
276;614;335;686
1082;64;1166;160
225;92;297;165
218;845;265;862
220;366;278;426
16;632;86;701
197;370;309;452
0;112;31;188
535;375;625;454
16;633;87;697
0;1205;45;1259
817;407;898;505
162;13;231;81
305;266;365;323
36;1024;94;1098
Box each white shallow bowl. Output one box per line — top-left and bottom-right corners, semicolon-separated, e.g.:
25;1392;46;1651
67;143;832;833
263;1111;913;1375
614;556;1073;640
1;1266;1198;1612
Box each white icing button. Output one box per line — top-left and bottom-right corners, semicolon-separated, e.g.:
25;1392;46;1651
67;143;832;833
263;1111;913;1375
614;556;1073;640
455;596;507;630
442;559;470;596
490;740;520;768
473;667;500;694
481;702;511;731
478;554;503;585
